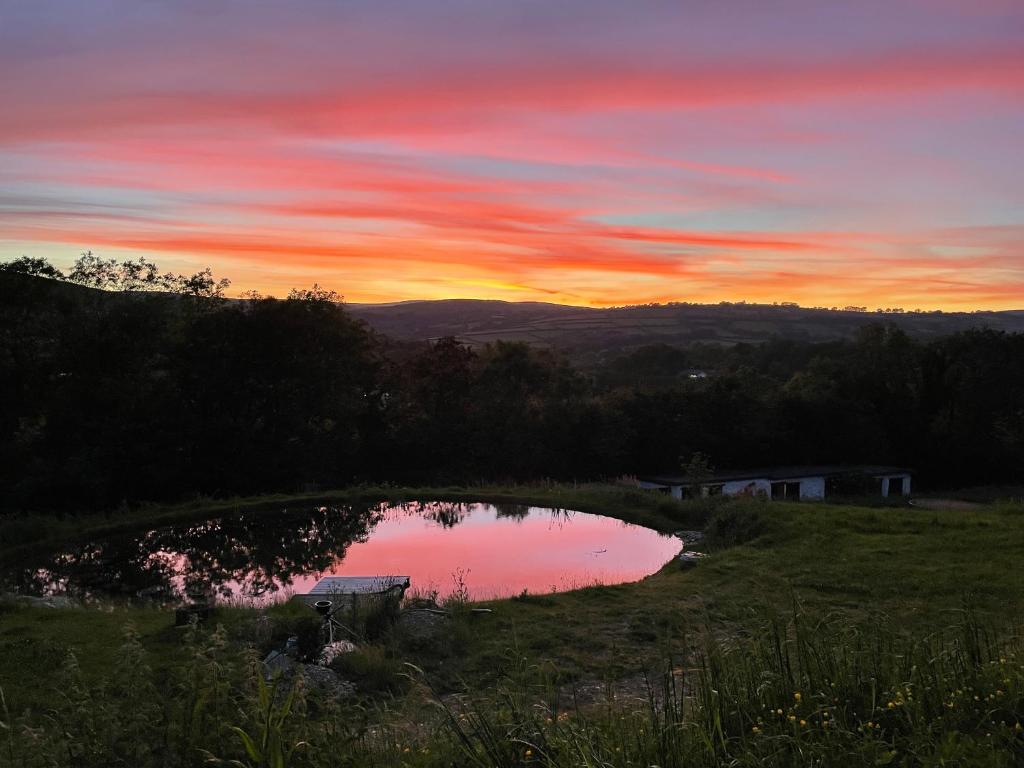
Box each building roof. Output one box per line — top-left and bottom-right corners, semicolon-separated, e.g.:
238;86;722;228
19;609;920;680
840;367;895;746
639;465;911;486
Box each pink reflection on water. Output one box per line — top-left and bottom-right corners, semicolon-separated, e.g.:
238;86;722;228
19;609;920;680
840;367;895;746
286;503;680;601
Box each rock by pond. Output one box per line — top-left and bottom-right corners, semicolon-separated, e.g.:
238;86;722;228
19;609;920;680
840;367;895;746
262;650;355;700
678;551;707;568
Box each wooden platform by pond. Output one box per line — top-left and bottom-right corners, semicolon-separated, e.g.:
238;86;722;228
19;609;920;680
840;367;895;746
292;576;410;611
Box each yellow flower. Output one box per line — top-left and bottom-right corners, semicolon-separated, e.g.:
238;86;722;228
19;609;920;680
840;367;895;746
776;708;784;716
794;692;802;703
752;726;761;734
799;719;807;727
525;749;533;758
1016;722;1023;733
788;715;796;722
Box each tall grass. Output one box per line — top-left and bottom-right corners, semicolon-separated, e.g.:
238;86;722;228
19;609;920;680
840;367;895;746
2;610;1022;767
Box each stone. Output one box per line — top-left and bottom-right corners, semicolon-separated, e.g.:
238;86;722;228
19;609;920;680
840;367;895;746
300;664;356;699
674;530;706;546
678;551;707;569
397;608;448;642
317;640;357;666
263;650;297;679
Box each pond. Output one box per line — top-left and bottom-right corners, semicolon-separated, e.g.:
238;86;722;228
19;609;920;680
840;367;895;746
3;502;680;603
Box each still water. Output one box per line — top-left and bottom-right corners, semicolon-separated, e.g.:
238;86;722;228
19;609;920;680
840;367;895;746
4;502;680;603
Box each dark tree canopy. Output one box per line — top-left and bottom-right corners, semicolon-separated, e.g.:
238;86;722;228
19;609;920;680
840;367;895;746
2;254;1023;512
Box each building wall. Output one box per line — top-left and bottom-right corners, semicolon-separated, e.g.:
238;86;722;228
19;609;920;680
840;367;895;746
797;476;826;499
638;473;909;500
722;479;771;497
880;473;912;497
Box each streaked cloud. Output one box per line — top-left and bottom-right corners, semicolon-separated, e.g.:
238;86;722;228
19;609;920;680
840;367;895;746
1;0;1022;309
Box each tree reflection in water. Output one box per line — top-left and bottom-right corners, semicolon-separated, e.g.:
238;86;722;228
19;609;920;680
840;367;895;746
3;501;615;604
6;504;381;603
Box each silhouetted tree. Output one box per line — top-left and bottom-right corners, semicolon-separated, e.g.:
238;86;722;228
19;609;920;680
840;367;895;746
0;256;64;279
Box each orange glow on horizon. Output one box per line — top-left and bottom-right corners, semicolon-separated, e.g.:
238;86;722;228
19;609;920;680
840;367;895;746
2;2;1022;312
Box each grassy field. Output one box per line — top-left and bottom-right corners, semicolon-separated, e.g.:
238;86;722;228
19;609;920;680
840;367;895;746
2;487;1023;766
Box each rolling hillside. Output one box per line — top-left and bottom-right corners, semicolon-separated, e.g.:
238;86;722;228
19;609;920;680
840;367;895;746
348;299;1024;361
7;273;1023;363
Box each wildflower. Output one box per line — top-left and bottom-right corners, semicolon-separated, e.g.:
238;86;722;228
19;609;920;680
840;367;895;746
794;692;802;703
799;719;807;727
1016;723;1023;733
525;749;533;758
788;715;796;722
776;708;783;716
751;726;761;734
887;702;895;709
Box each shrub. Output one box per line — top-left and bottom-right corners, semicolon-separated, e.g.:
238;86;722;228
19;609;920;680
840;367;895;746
704;500;766;548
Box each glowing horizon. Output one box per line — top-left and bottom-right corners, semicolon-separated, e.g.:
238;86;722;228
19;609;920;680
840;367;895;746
2;1;1023;311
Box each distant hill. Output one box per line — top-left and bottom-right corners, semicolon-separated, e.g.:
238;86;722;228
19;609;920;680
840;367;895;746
348;299;1024;362
7;273;1023;364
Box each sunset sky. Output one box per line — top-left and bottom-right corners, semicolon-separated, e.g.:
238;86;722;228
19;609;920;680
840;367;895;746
2;1;1023;309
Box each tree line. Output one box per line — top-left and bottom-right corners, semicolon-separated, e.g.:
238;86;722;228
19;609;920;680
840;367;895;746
2;255;1022;512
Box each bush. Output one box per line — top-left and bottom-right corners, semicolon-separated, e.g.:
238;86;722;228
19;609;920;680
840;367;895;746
704;500;766;548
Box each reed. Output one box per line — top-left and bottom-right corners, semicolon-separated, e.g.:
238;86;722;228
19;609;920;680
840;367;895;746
2;609;1022;767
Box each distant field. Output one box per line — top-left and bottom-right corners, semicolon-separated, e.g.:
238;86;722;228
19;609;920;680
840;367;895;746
348;299;1024;361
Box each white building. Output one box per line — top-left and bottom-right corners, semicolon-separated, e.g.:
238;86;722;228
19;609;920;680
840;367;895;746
631;465;912;501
